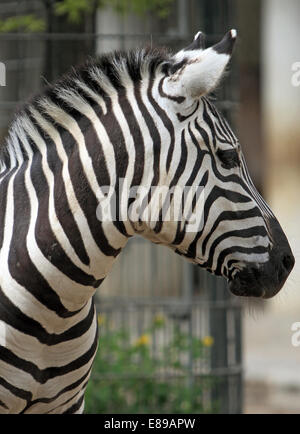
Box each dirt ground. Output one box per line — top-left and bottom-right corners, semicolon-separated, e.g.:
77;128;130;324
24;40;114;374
244;381;300;414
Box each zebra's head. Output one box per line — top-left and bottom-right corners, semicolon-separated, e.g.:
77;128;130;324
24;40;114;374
136;30;294;298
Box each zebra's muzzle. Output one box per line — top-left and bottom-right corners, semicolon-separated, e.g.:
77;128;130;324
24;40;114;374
228;243;294;299
228;268;266;298
228;216;295;298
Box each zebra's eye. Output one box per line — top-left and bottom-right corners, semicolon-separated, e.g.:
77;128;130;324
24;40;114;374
216;148;240;170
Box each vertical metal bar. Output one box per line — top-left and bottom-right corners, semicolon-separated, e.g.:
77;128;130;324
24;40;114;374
235;306;243;413
182;261;194;389
208;274;229;413
178;0;189;38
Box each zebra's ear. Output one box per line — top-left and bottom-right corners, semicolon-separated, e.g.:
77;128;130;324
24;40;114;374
165;30;237;100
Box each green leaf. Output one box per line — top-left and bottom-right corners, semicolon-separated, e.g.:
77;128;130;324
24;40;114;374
0;15;46;33
0;0;175;33
54;0;96;23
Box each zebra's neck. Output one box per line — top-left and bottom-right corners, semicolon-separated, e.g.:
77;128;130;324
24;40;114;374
0;52;178;309
0;105;148;311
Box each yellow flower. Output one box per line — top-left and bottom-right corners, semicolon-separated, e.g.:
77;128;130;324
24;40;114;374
202;336;214;347
97;314;106;326
153;314;165;327
135;334;150;347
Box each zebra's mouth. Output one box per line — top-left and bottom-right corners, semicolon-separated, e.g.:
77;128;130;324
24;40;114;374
228;254;294;299
228;275;266;298
227;217;295;299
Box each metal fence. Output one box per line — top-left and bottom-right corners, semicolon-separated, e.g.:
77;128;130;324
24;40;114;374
0;0;242;414
93;240;243;414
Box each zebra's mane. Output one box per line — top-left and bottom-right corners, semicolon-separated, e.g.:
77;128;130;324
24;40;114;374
0;46;172;166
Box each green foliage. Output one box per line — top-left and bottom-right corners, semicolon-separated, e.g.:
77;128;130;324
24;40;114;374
0;15;45;33
54;0;174;23
0;0;175;32
84;316;215;414
54;0;97;23
102;0;175;19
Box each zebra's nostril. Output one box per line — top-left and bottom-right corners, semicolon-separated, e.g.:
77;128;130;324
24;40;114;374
282;254;295;273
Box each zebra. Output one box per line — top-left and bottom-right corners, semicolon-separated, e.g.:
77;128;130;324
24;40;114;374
0;29;294;413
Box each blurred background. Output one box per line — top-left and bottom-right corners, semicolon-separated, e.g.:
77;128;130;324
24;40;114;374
0;0;299;414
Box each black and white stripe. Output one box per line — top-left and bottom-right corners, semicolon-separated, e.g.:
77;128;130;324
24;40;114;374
0;30;293;413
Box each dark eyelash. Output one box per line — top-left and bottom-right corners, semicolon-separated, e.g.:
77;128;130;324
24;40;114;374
216;148;240;169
